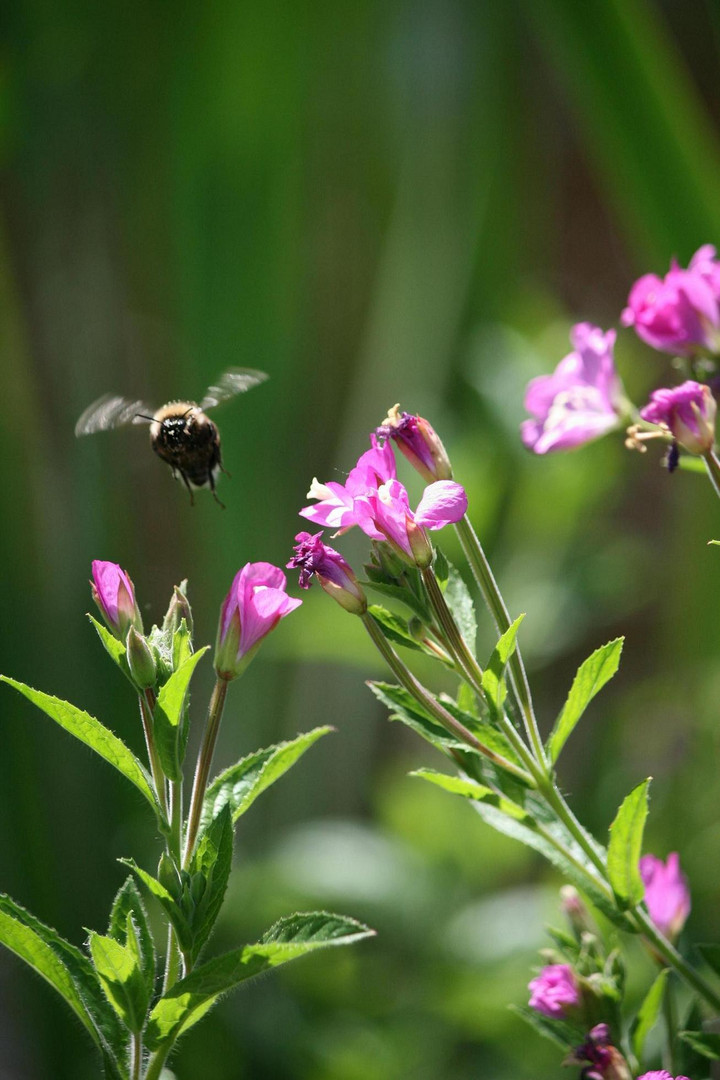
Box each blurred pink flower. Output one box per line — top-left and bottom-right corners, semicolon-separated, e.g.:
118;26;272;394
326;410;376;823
214;563;302;679
521;324;625;454
353;478;467;567
91;560;142;639
637;1073;691;1080
566;1024;631;1080
299;436;396;533
640;852;691;940
376;405;452;482
640;380;716;454
288;531;366;615
622;245;720;355
528;963;579;1018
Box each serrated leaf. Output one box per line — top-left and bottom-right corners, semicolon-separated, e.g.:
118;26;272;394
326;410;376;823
0;677;157;815
189;805;233;962
697;943;720;978
442;564;477;652
122;861;193;954
482;615;525;720
547;639;624;763
631;968;668;1060
410;768;528;820
369;681;468;753
145;912;374;1050
367;605;425;653
89;932;149;1033
607;778;650;907
679;1030;720;1060
153;646;209;782
202;727;333;828
108;878;156;1000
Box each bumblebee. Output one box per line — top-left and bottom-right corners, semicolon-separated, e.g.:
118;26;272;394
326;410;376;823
75;368;268;506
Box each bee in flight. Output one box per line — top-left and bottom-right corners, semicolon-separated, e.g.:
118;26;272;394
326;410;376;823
75;368;268;507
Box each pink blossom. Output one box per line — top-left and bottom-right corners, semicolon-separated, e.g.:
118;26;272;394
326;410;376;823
528;963;579;1018
91;560;142;639
299;437;396;532
622;245;720;355
287;532;367;615
521;324;625;454
352;478;468;567
640;380;716;454
640;853;691;940
637;1073;691;1080
214;563;302;679
376;404;452;482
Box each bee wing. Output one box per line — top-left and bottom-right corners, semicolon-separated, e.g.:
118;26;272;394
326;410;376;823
200;368;269;411
75;394;155;437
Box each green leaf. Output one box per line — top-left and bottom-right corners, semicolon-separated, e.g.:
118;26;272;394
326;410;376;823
122;860;193;954
679;1030;720;1060
433;546;449;586
172;618;193;671
436;696;526;772
369;681;466;752
697;943;720;979
410;768;529;821
108;877;156;1000
442;564;477;652
89;932;149;1033
0;677;158;815
509;1004;582;1049
188;805;233;962
367;605;425;653
547;638;623;763
202;727;333;828
153;646;209;782
481;615;525;720
631;968;668;1060
145;912;374;1051
607;778;650;908
88;615;133;682
361;579;431;622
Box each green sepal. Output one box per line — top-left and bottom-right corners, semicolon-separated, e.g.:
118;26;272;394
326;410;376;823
0;676;159;819
481;615;525;722
630;967;668;1060
187;804;233;963
0;893;128;1074
202;727;333;830
88;615;134;684
145;912;374;1051
89;931;150;1033
547;639;624;764
152;646;209;782
107;877;156;1000
607;778;650;908
121;859;193;955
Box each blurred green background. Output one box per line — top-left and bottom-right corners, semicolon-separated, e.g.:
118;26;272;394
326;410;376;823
2;1;720;1076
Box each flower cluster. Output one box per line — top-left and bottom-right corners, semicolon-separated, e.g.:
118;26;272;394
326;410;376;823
522;245;720;465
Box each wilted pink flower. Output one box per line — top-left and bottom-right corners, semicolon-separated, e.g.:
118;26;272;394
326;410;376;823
376;404;452;482
640;853;691;940
353;478;467;568
299;437;396;533
521;324;625;454
91;560;142;639
214;563;302;679
638;1073;691;1080
622;245;720;355
528;964;579;1018
288;532;367;615
566;1025;632;1080
640;381;716;454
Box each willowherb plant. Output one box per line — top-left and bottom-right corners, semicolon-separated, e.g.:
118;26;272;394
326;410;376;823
0;561;373;1080
288;247;720;1079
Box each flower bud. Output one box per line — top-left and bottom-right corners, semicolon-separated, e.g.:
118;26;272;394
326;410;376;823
287;532;367;615
214;563;302;681
377;404;453;481
125;627;158;690
163;584;194;638
91;560;143;640
640;381;716;455
640;852;691;941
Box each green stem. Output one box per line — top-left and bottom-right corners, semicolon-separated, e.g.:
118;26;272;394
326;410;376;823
454;514;547;767
138;690;168;821
183;676;230;868
130;1032;142;1080
144;1045;171;1080
662;971;678;1075
362;613;533;784
703;449;720;499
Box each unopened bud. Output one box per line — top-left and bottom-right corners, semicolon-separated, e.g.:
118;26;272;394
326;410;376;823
377;404;453;482
163;584;194;638
126;627;158;689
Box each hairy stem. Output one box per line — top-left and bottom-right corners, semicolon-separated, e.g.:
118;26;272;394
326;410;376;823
138;689;168;821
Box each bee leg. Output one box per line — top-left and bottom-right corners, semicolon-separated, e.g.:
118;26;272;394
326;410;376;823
178;470;195;506
208;468;226;509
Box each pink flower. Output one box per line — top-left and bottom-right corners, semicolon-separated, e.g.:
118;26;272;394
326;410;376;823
287;532;367;615
91;560;142;639
640;381;716;454
352;478;468;568
640;853;691;940
376;405;453;482
622;245;720;355
299;437;396;533
214;563;302;679
528;964;580;1018
567;1025;632;1080
638;1073;691;1080
521;324;625;454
